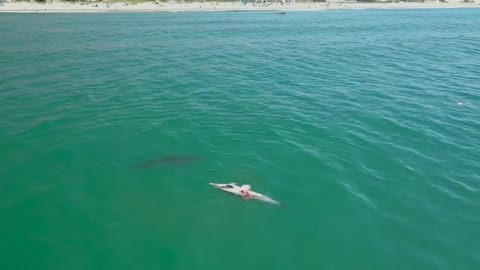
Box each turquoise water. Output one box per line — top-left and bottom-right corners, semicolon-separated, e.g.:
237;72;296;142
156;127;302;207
1;9;480;270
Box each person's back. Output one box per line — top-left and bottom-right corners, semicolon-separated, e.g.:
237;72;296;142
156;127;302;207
240;184;252;199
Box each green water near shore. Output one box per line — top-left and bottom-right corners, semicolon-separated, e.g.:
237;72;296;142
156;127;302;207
1;9;479;270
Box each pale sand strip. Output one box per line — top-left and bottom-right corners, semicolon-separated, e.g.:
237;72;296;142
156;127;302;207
1;1;479;13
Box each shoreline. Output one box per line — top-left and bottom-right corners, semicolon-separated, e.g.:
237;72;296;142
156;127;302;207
1;1;479;13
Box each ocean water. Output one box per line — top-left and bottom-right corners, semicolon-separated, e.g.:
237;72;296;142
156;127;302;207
1;9;479;270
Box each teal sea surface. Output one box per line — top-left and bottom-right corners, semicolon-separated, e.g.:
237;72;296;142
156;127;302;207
1;9;479;270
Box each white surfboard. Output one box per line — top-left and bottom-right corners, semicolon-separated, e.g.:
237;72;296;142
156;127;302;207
209;183;282;206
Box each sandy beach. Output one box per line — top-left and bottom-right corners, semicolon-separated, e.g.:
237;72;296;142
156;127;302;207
1;1;479;13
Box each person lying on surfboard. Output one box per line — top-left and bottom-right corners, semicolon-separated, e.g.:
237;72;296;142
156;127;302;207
210;183;282;206
216;184;252;199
